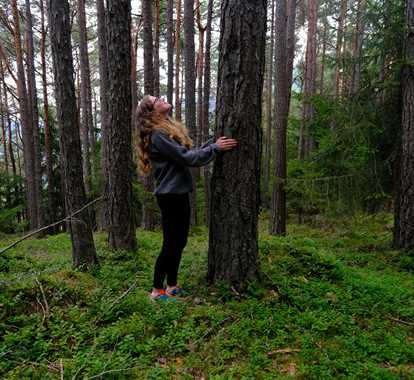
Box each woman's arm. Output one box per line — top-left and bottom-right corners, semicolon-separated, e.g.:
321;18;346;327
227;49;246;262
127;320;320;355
151;131;220;167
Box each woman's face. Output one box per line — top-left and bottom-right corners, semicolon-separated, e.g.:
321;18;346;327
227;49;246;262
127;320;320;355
149;95;172;115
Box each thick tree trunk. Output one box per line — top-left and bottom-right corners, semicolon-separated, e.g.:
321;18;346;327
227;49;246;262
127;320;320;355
208;0;266;288
175;0;182;120
202;0;214;225
167;0;174;108
77;0;93;194
48;0;98;268
264;0;275;197
270;0;289;235
395;0;414;249
106;0;137;251
96;0;110;231
11;0;37;231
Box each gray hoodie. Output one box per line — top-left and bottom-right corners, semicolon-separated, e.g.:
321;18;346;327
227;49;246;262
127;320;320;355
149;129;220;194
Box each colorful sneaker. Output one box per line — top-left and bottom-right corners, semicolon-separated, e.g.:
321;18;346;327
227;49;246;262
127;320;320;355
149;289;169;301
166;286;183;296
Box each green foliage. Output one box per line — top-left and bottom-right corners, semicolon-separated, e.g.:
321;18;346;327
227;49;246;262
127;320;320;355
1;215;413;379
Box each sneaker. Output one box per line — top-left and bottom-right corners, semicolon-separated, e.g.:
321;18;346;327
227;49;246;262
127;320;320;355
149;289;169;300
166;286;183;296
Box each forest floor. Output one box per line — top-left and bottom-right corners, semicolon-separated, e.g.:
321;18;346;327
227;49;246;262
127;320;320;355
0;212;413;379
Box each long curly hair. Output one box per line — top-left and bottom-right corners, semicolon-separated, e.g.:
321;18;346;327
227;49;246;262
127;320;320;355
136;95;193;175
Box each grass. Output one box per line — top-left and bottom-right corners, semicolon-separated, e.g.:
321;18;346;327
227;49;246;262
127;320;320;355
0;212;413;379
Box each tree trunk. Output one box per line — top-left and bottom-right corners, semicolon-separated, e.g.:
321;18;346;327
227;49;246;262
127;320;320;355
298;0;317;159
0;63;8;174
142;0;156;230
142;0;154;95
175;0;182;120
184;0;198;226
270;0;289;236
25;0;43;229
96;0;110;231
167;0;174;108
350;0;365;95
77;0;93;195
264;0;275;197
1;63;16;178
208;0;266;288
11;0;37;230
394;0;414;249
320;17;328;94
334;0;347;97
196;0;206;148
40;0;56;230
106;0;138;251
154;0;161;97
286;0;297;103
202;0;214;225
48;0;98;268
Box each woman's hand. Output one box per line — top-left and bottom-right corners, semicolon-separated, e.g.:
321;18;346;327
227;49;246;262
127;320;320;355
215;136;238;151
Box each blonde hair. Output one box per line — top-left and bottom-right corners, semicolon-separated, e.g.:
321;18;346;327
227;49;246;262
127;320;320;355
136;95;193;175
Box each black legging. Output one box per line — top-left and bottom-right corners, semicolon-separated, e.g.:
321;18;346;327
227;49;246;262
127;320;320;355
153;193;190;289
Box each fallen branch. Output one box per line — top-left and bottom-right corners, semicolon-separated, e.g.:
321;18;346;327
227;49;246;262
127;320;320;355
267;348;301;356
0;196;103;256
387;317;414;327
107;280;139;311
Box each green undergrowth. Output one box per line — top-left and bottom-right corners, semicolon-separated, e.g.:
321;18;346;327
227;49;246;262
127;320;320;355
0;212;413;379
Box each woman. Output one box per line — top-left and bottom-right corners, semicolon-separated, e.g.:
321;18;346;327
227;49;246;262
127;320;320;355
136;95;237;300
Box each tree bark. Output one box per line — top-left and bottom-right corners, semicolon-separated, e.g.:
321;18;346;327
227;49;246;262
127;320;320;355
202;0;214;225
40;0;56;230
394;0;414;249
11;0;37;230
286;0;297;103
142;0;154;95
208;0;266;288
334;0;347;97
350;0;365;95
141;0;155;230
184;0;198;226
298;0;318;159
77;0;93;194
48;0;98;268
264;0;275;197
196;0;206;148
167;0;174;108
25;0;43;229
270;0;289;236
1;63;16;177
154;0;161;97
175;0;182;120
96;0;110;231
106;0;138;251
